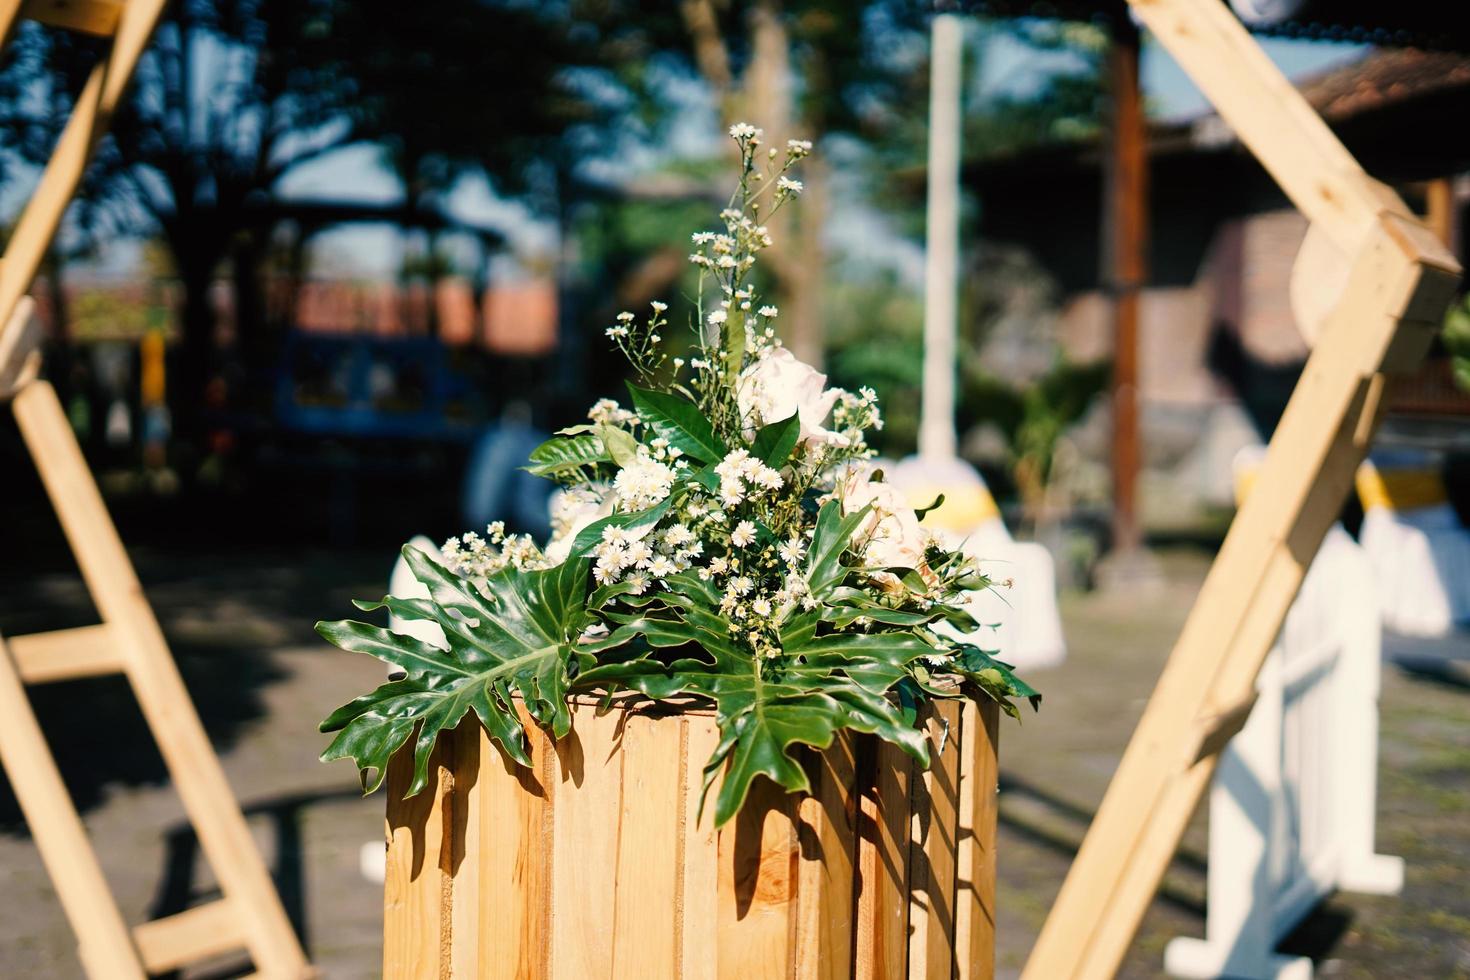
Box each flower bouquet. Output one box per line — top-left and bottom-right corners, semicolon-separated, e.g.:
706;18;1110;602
318;124;1038;827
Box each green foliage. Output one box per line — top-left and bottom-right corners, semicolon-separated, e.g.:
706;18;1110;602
1446;294;1470;393
319;549;590;796
524;433;611;478
321;499;1038;826
627;384;729;464
319;136;1038;827
962;356;1111;520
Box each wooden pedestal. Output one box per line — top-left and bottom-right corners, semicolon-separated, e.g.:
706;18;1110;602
382;696;1000;979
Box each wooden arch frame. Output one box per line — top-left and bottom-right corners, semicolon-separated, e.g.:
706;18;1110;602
1023;1;1461;977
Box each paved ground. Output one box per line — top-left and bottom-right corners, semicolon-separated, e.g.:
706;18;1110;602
0;542;1465;978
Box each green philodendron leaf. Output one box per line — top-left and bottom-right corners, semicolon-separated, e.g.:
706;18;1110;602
750;412;800;469
524;433;609;477
805;500;869;596
627;384;728;464
952;645;1042;718
317;547;591;798
595;510;939;826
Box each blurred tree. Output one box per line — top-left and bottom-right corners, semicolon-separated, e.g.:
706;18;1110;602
0;0;649;450
961;357;1110;528
608;0;931;365
1446;293;1470;393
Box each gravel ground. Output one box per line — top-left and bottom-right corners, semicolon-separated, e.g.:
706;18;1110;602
0;543;1464;978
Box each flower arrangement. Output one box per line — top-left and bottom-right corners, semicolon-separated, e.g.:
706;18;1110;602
317;125;1038;826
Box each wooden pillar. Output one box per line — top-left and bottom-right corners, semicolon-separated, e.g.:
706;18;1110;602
1424;177;1455;249
1104;12;1147;554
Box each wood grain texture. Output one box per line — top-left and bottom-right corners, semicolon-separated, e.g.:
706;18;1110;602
956;702;1000;980
910;702;961;980
383;735;451;980
8;623;124;684
794;734;859;980
610;712;683;978
384;698;1000;979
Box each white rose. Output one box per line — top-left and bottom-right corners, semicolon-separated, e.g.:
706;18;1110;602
544;489;614;563
841;470;928;571
737;348;849;447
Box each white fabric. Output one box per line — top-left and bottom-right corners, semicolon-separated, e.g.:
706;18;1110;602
388;535;449;649
1355;451;1470;638
1360;501;1470;637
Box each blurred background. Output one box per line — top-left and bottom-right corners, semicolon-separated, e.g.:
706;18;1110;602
1;1;1468;976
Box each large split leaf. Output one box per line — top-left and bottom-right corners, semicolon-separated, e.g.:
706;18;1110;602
584;501;937;824
317;546;590;797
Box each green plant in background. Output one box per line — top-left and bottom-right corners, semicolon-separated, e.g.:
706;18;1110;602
824;272;925;455
317;127;1037;826
1446;293;1470;393
962;356;1110;527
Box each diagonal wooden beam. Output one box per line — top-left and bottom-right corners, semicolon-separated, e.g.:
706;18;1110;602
21;0;124;36
0;0;167;330
1021;1;1461;977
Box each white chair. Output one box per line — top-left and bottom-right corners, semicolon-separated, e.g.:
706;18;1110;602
887;455;1066;670
1166;449;1401;980
1356;454;1470;637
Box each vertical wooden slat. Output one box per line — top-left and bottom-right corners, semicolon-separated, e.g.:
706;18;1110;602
1104;12;1148;556
955;702;1000;980
859;739;912;980
794;735;860;980
476;710;552;980
910;702;963;980
384;739;451;980
448;720;482;979
718;775;796;977
611;712;685;978
549;703;624;980
680;715;722;980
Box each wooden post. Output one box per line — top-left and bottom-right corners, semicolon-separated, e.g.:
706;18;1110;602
1104;11;1147;556
1425;177;1455;248
1022;1;1461;976
382;697;1001;979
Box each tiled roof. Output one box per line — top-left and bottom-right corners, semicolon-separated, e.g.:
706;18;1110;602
1296;47;1470;122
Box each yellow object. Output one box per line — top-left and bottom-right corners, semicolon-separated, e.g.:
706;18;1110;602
139;329;165;406
1233;467;1259;507
904;483;1001;532
1237;464;1447;514
1355;467;1448;513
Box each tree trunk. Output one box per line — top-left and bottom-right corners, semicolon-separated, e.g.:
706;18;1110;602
232;232;271;407
785;155;827;367
41;247;75;408
171;264;217;454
